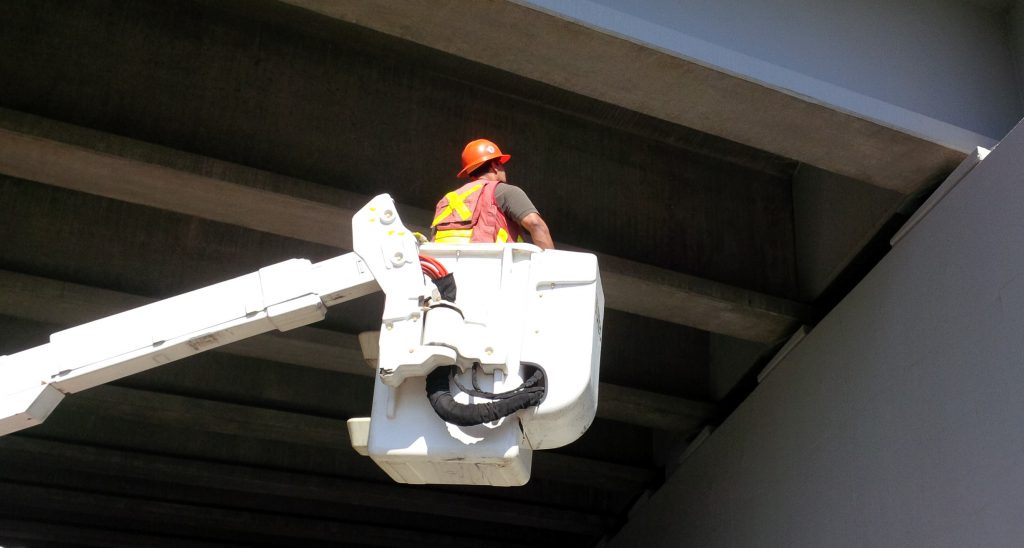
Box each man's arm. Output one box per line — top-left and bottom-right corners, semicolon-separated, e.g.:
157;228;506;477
520;212;554;250
495;184;555;249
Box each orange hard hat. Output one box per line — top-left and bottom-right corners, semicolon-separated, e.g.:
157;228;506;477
458;138;511;178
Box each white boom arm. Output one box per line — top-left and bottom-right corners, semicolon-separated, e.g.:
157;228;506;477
0;196;397;437
0;194;604;486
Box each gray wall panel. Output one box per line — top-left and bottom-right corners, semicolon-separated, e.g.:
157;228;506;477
609;121;1024;546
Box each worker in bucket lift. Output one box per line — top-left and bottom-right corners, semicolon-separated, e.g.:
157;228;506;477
424;139;552;428
431;138;555;249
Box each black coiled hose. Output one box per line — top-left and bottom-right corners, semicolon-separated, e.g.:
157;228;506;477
425;366;546;427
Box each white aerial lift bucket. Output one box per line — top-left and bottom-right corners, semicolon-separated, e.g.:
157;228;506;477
357;242;603;485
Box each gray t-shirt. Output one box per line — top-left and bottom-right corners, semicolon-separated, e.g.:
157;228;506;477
494;183;538;222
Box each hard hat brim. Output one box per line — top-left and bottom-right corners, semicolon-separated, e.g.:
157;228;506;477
457;153;511;178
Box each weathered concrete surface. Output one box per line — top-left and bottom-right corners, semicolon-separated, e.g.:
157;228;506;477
0;0;800;300
0;1;818;545
792;165;904;301
597;253;805;343
0;109;809;342
279;0;969;193
522;0;1019;141
0;436;607;535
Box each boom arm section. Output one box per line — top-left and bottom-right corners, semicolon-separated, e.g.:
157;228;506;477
0;194;415;437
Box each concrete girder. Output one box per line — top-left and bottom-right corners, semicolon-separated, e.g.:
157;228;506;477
0;108;809;343
277;0;970;194
0;436;609;535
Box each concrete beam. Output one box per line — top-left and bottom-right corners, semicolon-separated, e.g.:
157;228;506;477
0;436;608;535
594;253;806;344
598;383;720;434
276;0;968;194
0;108;808;342
0;269;718;433
0;518;230;548
42;384;655;490
0;480;530;548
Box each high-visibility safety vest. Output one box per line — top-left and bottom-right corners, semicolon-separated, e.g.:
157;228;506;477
432;180;525;244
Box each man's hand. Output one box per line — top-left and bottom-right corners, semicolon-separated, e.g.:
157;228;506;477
520;212;554;250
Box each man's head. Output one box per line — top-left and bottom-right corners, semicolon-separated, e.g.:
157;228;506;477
458;138;510;179
468;159;507;182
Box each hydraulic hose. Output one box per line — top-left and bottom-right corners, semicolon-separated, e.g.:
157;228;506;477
425;366;545;427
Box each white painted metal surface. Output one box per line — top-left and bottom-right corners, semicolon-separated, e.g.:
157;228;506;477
364;243;603;485
0;194;604;486
0;252;378;437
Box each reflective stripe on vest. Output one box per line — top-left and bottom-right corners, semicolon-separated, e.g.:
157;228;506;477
496;227;524;243
435;229;473;243
432;180;525;244
432;184;483;227
437;227;526;244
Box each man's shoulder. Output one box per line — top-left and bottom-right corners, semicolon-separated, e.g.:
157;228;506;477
494;183;538;221
494;183;527;197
